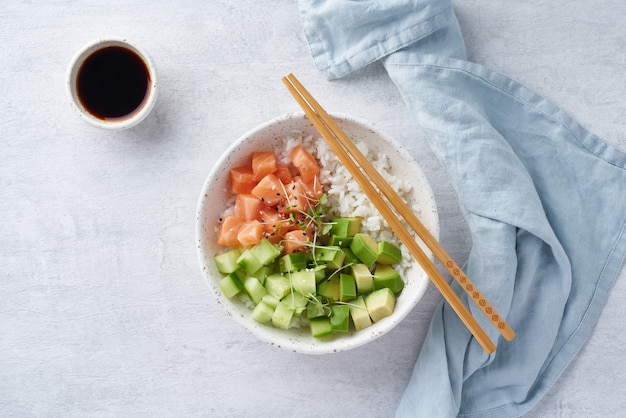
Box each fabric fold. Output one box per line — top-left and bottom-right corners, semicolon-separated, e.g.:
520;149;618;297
298;1;626;417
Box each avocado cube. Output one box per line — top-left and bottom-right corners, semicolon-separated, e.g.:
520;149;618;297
349;296;372;331
271;301;295;330
339;274;357;302
328;235;353;248
351;263;373;293
279;252;307;273
250;238;281;265
350;233;378;266
318;276;340;301
218;272;244;299
365;288;396;322
341;247;359;266
373;264;404;293
377;241;402;264
306;299;327;319
251;300;275;323
264;273;291;300
312;265;327;282
243;276;268;304
330;217;362;237
289;270;316;297
309;317;332;338
215;248;242;274
330;305;350;332
237;249;263;275
315;246;345;270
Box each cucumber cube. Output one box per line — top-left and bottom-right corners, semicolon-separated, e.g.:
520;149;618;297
289;270;316;296
330;305;350;332
264;273;291;300
318;276;340;301
249;265;272;285
309;317;332;338
260;294;279;309
348;296;372;331
251;300;275;323
351;263;373;293
350;233;378;266
377;241;402;264
243;276;268;304
373;264;404;293
306;299;327;319
214;248;242;274
339;274;357;302
330;217;362;237
314;246;345;270
237;249;263;275
218;272;244;299
250;238;281;265
365;288;396;322
281;292;308;315
279;252;307;273
271;301;295;330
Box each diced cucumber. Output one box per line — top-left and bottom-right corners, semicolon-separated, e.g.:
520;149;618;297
306;299;327;319
250;238;281;265
243;276;268;304
281;292;308;315
261;294;279;309
218;272;244;299
289;270;316;296
351;263;373;293
328;235;353;248
365;288;396;322
264;273;291;300
373;264;404;293
237;249;263;275
330;217;362;237
251;300;275;323
215;248;242;274
249;265;272;285
330;305;350;332
318;276;339;301
279;252;307;273
350;233;378;266
348;296;372;331
339;274;357;302
314;246;345;270
377;240;402;264
309;317;332;338
271;301;295;330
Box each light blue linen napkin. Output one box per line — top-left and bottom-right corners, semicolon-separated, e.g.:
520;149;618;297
298;1;626;416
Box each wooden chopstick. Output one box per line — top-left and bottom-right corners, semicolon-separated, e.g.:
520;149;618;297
283;73;515;353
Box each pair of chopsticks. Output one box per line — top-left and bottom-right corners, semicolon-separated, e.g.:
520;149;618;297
282;73;515;354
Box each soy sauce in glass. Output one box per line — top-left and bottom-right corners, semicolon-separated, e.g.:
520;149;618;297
77;46;150;121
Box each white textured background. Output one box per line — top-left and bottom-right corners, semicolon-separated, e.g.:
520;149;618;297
2;1;625;416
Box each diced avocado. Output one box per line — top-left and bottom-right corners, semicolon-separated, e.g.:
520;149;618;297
289;270;316;297
249;265;272;285
243;276;268;304
318;276;340;301
312;264;327;282
264;273;291;300
237;249;263;275
249;238;281;265
348;296;372;331
373;264;404;293
315;246;345;270
309;317;332;338
271;301;295;330
260;294;279;309
365;288;396;322
341;247;358;266
251;300;275;323
377;241;402;264
351;263;373;293
330;305;350;332
281;292;308;315
218;272;244;299
306;299;327;319
350;233;378;266
339;274;357;302
328;235;353;248
330;217;362;237
279;252;307;273
215;248;242;274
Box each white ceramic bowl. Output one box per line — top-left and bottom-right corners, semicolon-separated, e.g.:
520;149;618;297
196;112;439;354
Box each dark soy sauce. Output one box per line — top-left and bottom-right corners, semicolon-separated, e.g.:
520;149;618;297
77;46;150;120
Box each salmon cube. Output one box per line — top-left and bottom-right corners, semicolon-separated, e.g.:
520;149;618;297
234;194;262;221
237;220;264;247
290;145;320;183
251;173;285;206
230;167;256;194
217;215;245;248
252;151;277;181
282;229;311;254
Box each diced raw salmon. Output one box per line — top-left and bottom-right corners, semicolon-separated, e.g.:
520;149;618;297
251;151;277;181
234;193;262;221
274;164;293;184
237;220;264;247
295;175;323;200
230;166;256;194
277;181;310;214
217;215;245;247
282;229;310;254
290;145;320;183
250;173;285;206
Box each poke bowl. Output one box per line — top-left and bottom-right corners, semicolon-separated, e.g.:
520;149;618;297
196;112;439;354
